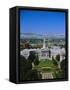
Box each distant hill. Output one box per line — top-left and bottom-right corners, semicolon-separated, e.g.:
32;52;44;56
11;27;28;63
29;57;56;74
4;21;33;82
20;33;65;39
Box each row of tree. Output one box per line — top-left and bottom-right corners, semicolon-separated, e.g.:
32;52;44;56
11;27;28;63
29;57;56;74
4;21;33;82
52;54;66;78
20;51;41;81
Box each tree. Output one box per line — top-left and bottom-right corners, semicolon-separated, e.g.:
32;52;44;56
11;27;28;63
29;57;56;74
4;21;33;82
54;59;66;79
26;69;42;80
52;56;58;66
56;54;61;69
20;55;32;81
28;51;36;63
60;60;66;78
56;54;60;62
48;49;51;58
52;54;61;69
34;55;39;66
20;55;27;81
20;52;41;81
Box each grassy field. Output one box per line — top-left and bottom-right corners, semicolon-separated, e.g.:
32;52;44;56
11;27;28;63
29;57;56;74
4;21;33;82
38;59;54;68
34;59;57;72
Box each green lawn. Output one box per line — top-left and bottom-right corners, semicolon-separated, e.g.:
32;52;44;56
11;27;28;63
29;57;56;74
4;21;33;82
38;59;54;68
34;59;57;72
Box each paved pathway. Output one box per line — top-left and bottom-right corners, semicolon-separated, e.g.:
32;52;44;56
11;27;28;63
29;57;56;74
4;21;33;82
42;72;53;79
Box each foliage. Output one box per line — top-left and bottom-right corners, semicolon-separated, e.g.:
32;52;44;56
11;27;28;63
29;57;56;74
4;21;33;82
60;60;66;78
48;50;51;58
53;59;66;79
20;52;41;81
60;60;65;71
28;51;36;63
54;70;62;78
27;69;42;80
20;55;34;81
52;55;61;69
56;54;60;62
34;55;39;66
52;56;58;66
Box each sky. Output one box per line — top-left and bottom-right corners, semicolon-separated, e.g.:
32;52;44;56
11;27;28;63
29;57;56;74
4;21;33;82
20;9;65;36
